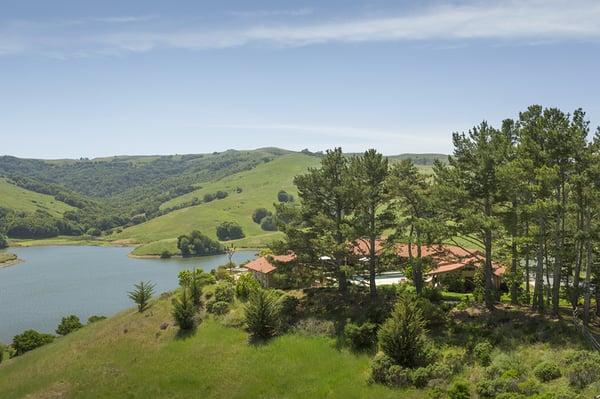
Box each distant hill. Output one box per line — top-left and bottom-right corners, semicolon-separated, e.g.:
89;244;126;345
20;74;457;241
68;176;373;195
0;149;447;247
0;178;74;217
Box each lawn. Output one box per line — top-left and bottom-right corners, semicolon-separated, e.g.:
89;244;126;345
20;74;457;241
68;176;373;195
0;177;75;217
113;153;320;254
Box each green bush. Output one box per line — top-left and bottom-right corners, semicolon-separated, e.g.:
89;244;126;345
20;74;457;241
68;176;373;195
472;341;493;366
533;360;561;382
291;318;335;337
128;281;155;312
378;295;429;368
220;307;246;328
260;215;278;231
244;289;281;340
252;208;271;224
386;364;411;388
448;380;471;399
172;290;196;330
160;250;171;259
210;301;230;315
235;273;260;300
0;234;8;249
87;315;106;324
344;321;377;351
12;330;54;356
568;359;600;389
0;342;5;364
370;352;395;384
55;315;83;336
216;222;245;241
214;282;235;303
277;293;300;326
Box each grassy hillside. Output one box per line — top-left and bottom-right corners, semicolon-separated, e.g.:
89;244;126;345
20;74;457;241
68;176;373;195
114;153;321;254
0;296;402;399
0;178;74;217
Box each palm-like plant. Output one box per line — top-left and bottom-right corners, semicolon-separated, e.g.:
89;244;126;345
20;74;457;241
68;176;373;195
128;281;155;313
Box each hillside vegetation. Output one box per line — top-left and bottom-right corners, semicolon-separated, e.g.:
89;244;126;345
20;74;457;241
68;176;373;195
0;178;74;217
115;153;321;254
0;295;402;399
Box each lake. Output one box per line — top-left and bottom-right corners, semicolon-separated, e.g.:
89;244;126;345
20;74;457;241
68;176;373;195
0;246;257;342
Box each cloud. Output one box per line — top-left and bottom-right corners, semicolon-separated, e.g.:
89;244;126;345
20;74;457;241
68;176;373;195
228;8;313;18
2;1;600;57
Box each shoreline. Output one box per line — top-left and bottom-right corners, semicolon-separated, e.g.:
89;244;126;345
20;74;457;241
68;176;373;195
0;254;21;269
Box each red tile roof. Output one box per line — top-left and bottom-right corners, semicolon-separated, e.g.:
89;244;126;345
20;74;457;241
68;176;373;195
244;254;296;274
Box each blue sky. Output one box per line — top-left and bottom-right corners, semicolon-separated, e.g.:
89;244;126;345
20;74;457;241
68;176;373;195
1;0;600;158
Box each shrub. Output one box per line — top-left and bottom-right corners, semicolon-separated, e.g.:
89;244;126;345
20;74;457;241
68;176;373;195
277;190;293;202
215;190;228;199
0;234;8;249
236;273;260;300
291;318;335;337
472;341;493;366
87;315;106;324
378;295;429;368
203;193;216;202
86;227;101;236
214;282;235;303
448;380;471;399
210;301;230;315
260;215;278;231
533;360;561;382
55;315;83;336
277;293;300;326
244;289;281;340
128;281;155;312
568;359;600;389
220;307;246;328
386;365;411;388
252;208;271;224
344;321;378;351
441;347;467;374
12;330;54;355
370;352;395;384
517;378;540;396
216;222;245;241
160;250;171;259
172;290;196;330
178;231;224;256
0;342;5;364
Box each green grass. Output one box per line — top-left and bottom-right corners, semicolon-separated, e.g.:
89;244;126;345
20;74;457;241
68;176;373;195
113;154;320;254
0;295;409;399
9;236;117;248
0;178;74;217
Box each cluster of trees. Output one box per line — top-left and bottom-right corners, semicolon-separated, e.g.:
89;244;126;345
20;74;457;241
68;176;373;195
216;222;244;241
203;190;228;203
252;208;277;231
177;231;224;256
281;105;600;323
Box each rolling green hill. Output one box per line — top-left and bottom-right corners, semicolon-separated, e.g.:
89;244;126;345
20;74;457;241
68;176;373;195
113;153;321;254
0;295;402;399
0;178;74;217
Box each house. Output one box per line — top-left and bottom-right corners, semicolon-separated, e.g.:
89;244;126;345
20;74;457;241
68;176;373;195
243;254;296;288
350;239;505;289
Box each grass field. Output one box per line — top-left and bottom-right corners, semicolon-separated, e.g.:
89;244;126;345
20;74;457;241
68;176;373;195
114;154;320;254
0;178;74;217
0;295;408;399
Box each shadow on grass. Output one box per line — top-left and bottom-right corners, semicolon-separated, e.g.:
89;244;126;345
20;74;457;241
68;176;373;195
247;335;273;347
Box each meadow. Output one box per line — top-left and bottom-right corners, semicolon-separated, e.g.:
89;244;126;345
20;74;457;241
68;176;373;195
0;178;74;217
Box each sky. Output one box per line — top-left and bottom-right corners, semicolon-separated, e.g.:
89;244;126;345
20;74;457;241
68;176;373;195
1;0;600;159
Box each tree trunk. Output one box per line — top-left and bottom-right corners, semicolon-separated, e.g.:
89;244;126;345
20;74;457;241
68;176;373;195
369;205;377;298
510;201;519;304
583;206;593;326
414;230;423;295
525;219;531;305
533;218;545;312
483;199;495;310
551;187;562;316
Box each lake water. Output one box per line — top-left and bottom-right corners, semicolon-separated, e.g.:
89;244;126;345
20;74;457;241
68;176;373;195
0;246;257;342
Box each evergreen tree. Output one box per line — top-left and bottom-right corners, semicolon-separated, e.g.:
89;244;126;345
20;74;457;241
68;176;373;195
128;281;155;313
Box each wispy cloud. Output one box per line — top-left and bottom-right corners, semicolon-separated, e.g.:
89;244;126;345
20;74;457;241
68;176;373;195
2;1;600;57
228;8;313;18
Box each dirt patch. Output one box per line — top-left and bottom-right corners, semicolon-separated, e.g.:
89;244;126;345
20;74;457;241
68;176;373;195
25;382;70;399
